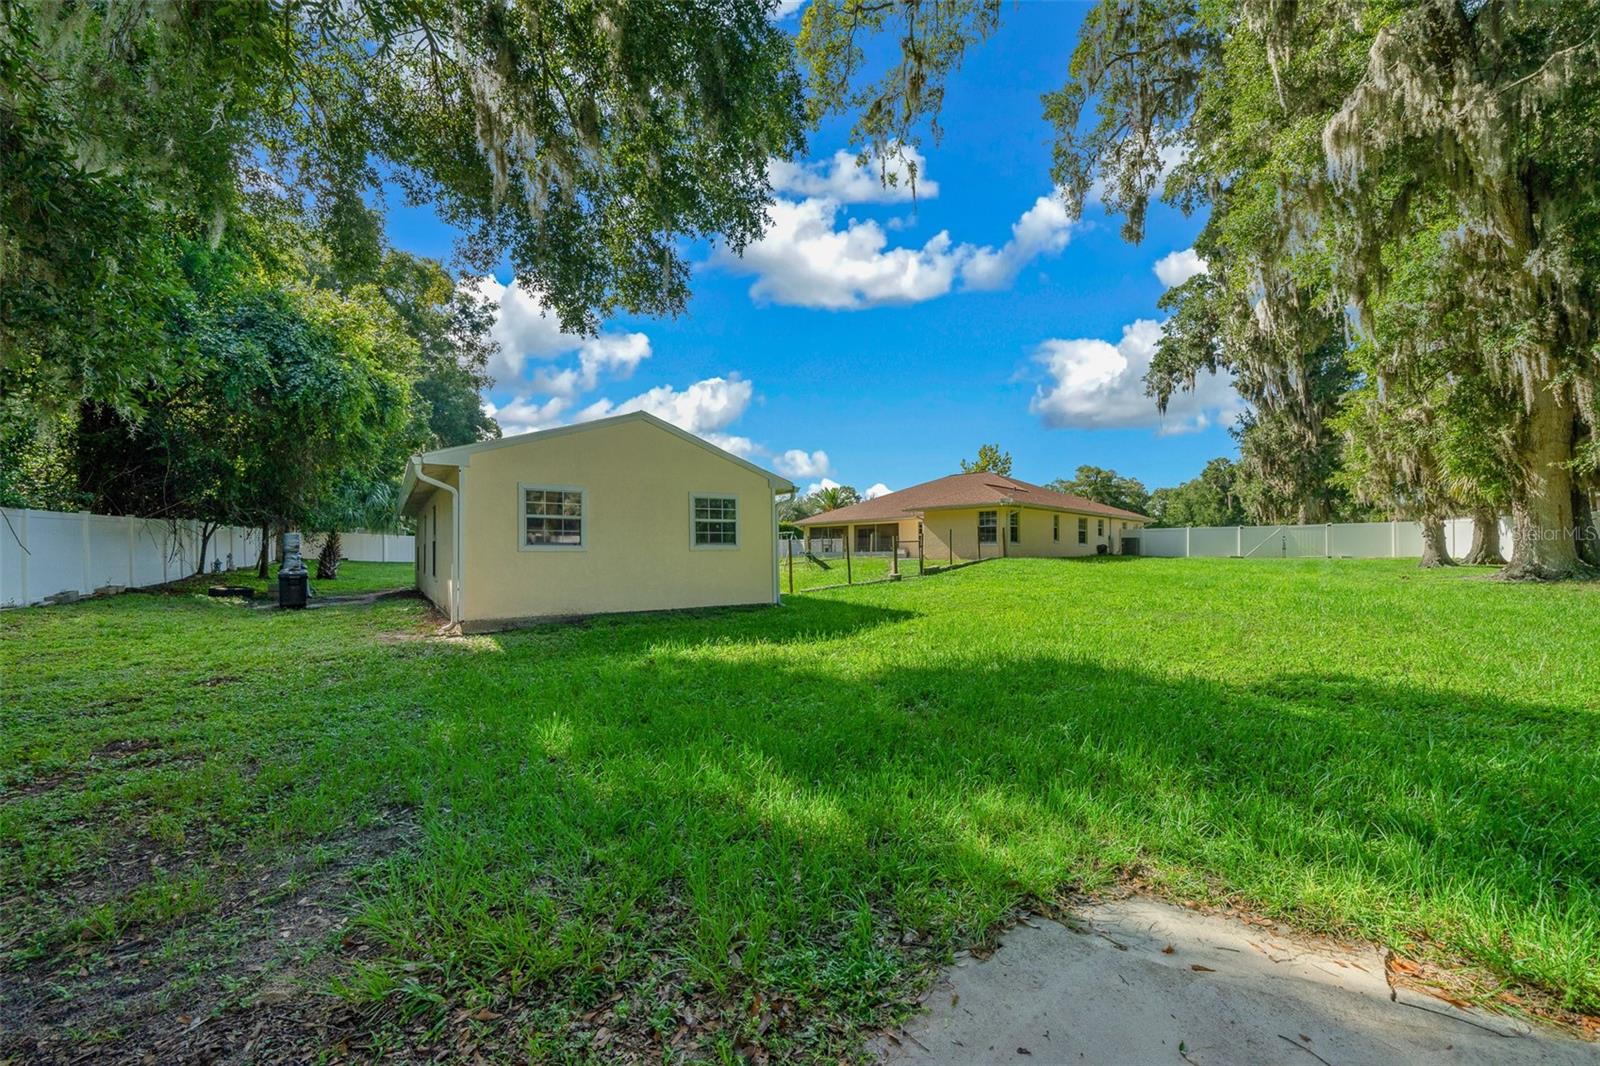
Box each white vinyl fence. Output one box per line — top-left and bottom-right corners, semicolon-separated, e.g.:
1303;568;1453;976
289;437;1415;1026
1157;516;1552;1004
1135;516;1512;559
0;508;413;608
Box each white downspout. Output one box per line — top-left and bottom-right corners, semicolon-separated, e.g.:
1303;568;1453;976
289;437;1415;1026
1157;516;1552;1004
411;458;463;626
772;489;784;604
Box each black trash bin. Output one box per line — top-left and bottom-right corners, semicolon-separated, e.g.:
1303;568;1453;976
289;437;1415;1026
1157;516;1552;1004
278;569;308;609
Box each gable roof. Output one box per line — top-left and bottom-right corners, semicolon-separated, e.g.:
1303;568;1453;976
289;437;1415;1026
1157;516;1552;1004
398;411;794;517
792;472;1147;526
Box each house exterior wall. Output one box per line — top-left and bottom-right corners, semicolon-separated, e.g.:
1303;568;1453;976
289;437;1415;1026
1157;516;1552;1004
919;507;1005;562
457;419;778;625
919;507;1145;562
413;470;458;616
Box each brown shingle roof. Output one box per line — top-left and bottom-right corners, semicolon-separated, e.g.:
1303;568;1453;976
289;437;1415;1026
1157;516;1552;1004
793;472;1147;526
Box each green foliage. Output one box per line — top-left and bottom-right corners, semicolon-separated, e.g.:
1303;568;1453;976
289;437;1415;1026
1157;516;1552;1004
1147;458;1245;527
1047;465;1149;515
958;443;1012;476
3;0;807;422
71;226;427;535
810;483;862;514
798;0;1000;167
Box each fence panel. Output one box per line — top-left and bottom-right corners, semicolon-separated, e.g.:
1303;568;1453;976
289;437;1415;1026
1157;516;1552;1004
1;507;409;609
1137;528;1188;557
1188;526;1240;556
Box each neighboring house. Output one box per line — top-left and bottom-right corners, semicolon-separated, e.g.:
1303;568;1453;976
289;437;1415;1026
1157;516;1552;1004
793;472;1148;560
398;412;795;632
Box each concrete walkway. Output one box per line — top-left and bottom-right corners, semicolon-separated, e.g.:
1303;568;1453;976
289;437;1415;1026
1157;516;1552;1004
879;899;1599;1066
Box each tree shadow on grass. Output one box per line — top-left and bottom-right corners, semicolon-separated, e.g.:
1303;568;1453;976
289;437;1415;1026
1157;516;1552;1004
336;617;1600;1057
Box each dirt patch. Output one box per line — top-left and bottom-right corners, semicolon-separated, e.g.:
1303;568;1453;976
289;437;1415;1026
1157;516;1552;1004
0;810;418;1064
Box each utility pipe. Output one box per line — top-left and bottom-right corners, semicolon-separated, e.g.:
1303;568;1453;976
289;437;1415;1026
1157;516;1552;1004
410;458;463;626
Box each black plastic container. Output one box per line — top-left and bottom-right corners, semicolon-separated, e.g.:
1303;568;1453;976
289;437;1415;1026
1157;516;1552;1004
278;570;308;609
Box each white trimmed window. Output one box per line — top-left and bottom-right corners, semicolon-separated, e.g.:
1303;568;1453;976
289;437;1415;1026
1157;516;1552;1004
978;510;998;544
521;485;585;549
691;494;739;547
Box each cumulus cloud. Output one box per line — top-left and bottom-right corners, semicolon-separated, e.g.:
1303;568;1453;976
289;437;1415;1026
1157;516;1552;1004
960;192;1076;290
769;146;938;204
772;0;805;17
863;482;892;499
775;449;832;479
722;196;965;310
525;331;651;399
473;277;651;390
717;181;1076;310
804;477;841;496
1153;247;1208;288
1029;319;1241;435
576;375;754;438
483;395;571;437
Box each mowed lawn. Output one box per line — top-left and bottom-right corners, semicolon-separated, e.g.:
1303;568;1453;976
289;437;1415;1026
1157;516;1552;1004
3;558;1599;1060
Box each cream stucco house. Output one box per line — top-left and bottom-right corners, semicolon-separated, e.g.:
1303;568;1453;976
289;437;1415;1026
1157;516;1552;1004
793;472;1148;560
398;412;795;631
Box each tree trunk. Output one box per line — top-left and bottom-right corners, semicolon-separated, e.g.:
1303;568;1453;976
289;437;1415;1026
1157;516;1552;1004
316;530;342;580
1418;517;1456;568
196;522;216;577
1461;508;1505;566
256;524;270;578
1502;386;1585;579
1575;490;1600;568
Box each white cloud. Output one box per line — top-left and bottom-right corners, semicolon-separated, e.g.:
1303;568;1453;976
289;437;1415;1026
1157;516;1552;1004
576;375;753;437
484;395;571;437
863;482;892;499
718;181;1076;311
804;477;841;496
721;196;965;310
772;0;805;17
775;449;832;479
473;277;651;390
1153;247;1207;288
1029;319;1241;435
769;146;938;204
526;332;651;399
960;191;1076;290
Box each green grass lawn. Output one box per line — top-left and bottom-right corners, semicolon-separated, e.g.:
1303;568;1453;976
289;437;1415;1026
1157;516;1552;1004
780;551;913;591
3;557;1598;1059
162;560;417;598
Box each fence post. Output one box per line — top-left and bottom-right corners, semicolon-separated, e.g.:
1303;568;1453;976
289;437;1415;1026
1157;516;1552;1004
890;539;899;579
787;536;794;595
949;529;954;568
1185;526;1191;557
844;527;852;585
127;517;136;589
18;510;29;606
1236;526;1243;557
1390;520;1398;558
1326;523;1332;558
79;511;92;595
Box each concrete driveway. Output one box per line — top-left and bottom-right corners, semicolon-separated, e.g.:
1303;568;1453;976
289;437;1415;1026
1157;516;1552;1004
878;898;1599;1066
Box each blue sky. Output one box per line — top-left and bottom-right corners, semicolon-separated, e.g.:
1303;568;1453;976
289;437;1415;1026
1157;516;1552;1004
384;3;1240;496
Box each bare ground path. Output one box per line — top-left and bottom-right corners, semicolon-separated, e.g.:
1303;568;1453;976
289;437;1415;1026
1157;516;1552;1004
878;898;1600;1066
